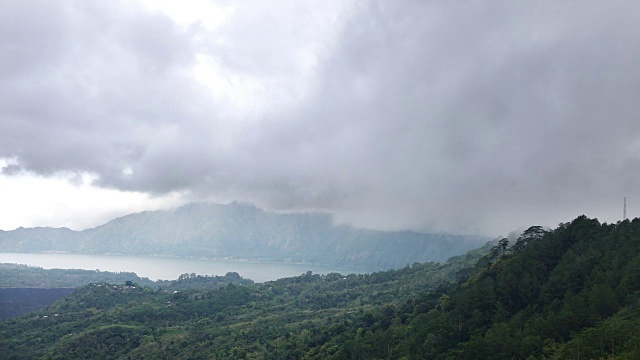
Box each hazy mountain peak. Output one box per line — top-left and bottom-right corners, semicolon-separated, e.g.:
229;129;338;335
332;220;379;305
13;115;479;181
0;202;488;270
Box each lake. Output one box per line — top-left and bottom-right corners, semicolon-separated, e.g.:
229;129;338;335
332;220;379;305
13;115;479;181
0;252;362;282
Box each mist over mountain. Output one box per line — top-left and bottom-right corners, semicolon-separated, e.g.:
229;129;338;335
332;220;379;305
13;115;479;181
0;202;487;270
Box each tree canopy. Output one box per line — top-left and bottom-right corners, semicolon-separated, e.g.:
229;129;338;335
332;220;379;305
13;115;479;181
3;216;640;359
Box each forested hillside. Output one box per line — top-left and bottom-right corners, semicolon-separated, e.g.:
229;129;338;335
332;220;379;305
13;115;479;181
332;216;640;359
2;216;639;359
0;202;487;270
0;264;156;288
0;243;489;359
0;264;254;320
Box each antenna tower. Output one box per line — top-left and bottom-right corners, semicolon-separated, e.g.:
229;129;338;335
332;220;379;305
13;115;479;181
624;197;627;220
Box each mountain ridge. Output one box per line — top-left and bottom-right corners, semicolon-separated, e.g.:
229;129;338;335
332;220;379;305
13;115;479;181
0;202;488;270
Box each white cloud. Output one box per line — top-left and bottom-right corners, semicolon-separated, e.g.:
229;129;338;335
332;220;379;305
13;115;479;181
134;0;234;31
0;161;184;230
1;0;639;236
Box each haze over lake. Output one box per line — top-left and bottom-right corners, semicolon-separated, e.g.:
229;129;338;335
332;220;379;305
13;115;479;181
0;253;360;283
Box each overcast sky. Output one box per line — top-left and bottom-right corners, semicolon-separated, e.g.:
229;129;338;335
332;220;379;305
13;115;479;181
1;0;639;236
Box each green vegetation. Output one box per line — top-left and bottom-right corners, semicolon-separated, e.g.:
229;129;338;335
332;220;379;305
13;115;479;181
0;246;485;359
0;265;253;320
0;263;254;290
2;215;640;359
0;264;156;288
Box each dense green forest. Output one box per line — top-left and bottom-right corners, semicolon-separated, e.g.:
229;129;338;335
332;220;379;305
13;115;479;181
0;264;157;288
0;263;254;290
0;264;254;320
2;216;640;359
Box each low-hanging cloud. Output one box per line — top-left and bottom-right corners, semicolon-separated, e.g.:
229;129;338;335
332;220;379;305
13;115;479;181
1;0;640;235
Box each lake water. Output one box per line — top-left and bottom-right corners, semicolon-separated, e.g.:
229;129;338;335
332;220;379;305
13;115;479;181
0;253;362;283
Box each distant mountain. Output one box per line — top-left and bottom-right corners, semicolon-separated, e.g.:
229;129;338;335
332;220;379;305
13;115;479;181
0;202;487;270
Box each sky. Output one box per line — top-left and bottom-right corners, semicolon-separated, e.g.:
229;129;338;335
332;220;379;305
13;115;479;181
1;0;639;236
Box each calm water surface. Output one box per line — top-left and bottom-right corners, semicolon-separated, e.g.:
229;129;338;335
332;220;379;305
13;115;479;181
0;253;361;282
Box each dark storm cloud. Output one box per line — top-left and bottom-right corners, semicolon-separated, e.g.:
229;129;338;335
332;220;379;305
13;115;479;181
2;0;640;235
